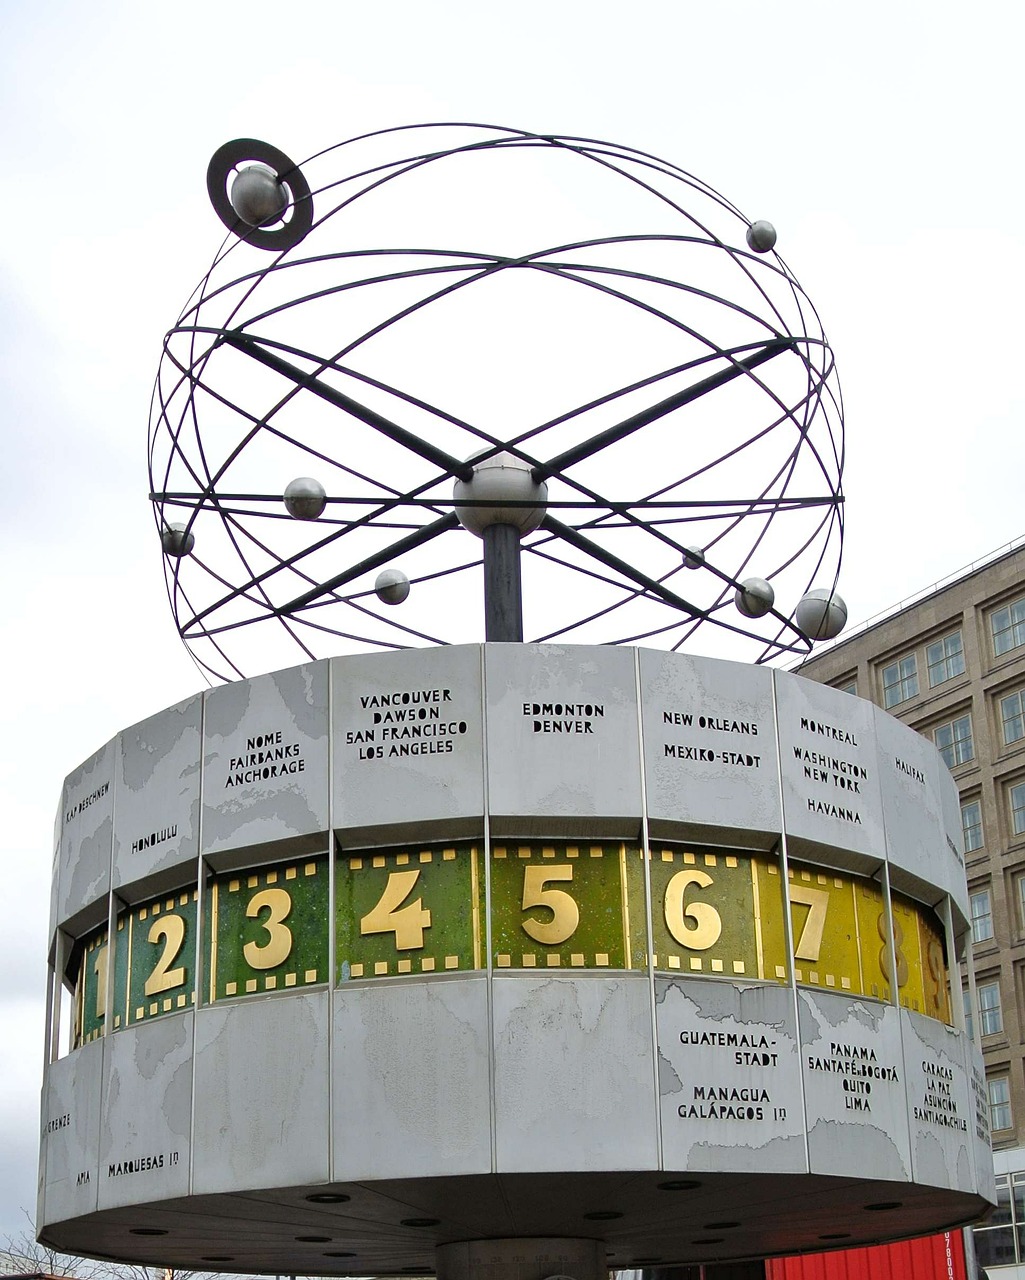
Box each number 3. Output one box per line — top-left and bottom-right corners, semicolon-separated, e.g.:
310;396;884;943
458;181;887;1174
244;888;293;969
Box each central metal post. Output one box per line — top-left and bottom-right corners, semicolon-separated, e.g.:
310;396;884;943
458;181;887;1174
483;523;523;642
436;1237;607;1280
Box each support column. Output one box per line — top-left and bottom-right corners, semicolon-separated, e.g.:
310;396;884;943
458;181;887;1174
436;1237;608;1280
483;523;523;642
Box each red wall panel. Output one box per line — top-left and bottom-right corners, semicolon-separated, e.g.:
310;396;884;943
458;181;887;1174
766;1231;967;1280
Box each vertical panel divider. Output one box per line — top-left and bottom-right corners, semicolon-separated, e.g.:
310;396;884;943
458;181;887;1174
188;689;208;1196
633;647;661;1169
480;644;497;1173
327;658;336;1184
770;668;811;1172
940;895;962;1033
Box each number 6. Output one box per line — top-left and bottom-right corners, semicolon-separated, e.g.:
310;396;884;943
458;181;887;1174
664;869;722;950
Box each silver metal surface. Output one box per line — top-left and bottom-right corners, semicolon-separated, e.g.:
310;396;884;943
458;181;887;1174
40;645;987;1271
284;476;328;521
796;588;848;641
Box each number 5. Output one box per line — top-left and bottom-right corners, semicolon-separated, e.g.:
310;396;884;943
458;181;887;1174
521;865;579;945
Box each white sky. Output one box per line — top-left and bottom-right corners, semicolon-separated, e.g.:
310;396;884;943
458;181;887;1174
2;0;1024;1243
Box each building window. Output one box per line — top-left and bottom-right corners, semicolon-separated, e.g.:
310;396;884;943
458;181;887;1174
882;655;918;708
979;981;1003;1035
989;1076;1013;1130
993;598;1025;657
970;889;994;942
1002;690;1025;747
934;714;974;769
834;678;857;696
927;631;965;687
1010;782;1025;836
974;1175;1016;1269
961;798;983;852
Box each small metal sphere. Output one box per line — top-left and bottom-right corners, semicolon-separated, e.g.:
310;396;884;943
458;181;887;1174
746;220;777;254
796;588;848;641
682;546;705;570
453;451;548;537
283;477;327;521
230;164;288;227
375;568;410;606
735;577;775;619
161;522;194;559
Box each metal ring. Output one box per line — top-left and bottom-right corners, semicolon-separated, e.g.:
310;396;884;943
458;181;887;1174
206;138;314;251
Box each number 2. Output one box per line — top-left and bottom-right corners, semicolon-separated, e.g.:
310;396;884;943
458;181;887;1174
145;915;187;996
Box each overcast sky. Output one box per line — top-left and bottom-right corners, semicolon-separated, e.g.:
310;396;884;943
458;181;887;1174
2;0;1024;1245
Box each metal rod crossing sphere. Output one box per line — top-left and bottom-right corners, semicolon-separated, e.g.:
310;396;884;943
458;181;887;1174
149;123;846;679
453;452;548;537
230;163;288;227
283;476;328;520
795;588;848;641
746;220;777;253
160;522;194;559
375;568;410;605
735;576;775;618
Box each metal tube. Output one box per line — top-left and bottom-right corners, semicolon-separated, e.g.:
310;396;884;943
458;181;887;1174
483;523;523;642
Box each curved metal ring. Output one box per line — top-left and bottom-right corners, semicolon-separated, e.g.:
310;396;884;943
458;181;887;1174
206;137;314;251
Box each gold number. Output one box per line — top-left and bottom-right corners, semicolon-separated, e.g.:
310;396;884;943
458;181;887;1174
521;865;579;945
93;944;108;1020
789;885;829;962
144;915;187;996
244;888;293;969
664;869;722;951
361;870;432;950
878;912;909;987
926;935;947;1016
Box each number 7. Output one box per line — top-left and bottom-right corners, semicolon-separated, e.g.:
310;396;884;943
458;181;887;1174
789;884;828;962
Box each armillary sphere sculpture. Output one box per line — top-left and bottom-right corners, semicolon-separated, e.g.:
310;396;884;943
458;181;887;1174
149;123;846;682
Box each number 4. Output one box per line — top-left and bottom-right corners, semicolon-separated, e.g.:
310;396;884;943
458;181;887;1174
361;870;432;950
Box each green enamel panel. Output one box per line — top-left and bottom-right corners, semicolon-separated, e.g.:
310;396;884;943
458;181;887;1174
337;844;482;980
645;847;765;981
75;926;110;1047
208;857;328;1001
490;841;631;970
126;889;198;1026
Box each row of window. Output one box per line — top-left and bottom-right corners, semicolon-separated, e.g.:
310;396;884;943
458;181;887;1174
974;1167;1023;1269
882;631;966;708
963;980;1004;1038
959;782;1025;861
967;872;1025;949
837;596;1025;711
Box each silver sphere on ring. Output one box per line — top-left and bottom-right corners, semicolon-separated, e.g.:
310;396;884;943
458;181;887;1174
375;569;410;606
682;546;705;570
230;164;288;227
453;452;548;537
735;577;775;619
795;588;848;641
161;523;195;559
746;220;777;254
283;477;327;521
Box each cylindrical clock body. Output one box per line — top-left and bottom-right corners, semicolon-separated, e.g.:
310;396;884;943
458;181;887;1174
39;645;994;1273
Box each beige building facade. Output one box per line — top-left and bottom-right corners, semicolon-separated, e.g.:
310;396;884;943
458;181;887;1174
799;542;1025;1274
